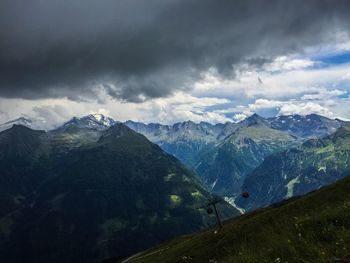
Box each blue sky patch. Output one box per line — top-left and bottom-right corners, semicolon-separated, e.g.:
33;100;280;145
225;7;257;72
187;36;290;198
317;51;350;66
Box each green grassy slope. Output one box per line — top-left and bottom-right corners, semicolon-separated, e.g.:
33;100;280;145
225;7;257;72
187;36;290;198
123;175;350;263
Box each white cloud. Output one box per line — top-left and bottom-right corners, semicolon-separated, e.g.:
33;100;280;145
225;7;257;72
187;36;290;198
192;56;350;102
1;45;350;127
89;108;111;117
232;113;248;122
248;99;283;110
301;89;345;100
305;31;350;57
342;72;350;80
263;56;315;72
221;89;350;121
278;102;334;117
134;92;232;124
0;92;233;128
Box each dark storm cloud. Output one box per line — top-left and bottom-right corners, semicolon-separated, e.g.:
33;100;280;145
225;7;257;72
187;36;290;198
1;0;350;102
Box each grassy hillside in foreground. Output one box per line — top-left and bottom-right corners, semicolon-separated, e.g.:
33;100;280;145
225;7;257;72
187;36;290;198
120;175;350;263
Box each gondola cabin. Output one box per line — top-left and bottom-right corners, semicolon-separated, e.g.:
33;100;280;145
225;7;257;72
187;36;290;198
242;191;249;198
207;207;214;214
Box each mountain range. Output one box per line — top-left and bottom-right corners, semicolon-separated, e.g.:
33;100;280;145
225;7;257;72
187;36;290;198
126;113;348;207
0;123;238;263
195;114;299;197
1;112;350;262
237;124;350;211
1;113;347;205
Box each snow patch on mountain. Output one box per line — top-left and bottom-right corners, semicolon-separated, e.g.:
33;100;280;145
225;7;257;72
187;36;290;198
57;114;117;131
0;117;33;132
286;176;300;198
224;196;245;214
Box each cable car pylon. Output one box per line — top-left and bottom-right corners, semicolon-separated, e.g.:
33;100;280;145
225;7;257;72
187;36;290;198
206;197;223;229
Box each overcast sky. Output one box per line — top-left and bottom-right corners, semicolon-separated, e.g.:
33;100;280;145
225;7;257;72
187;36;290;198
1;0;350;128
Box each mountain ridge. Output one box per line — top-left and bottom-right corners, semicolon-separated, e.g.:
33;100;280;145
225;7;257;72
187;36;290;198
0;123;239;263
194;118;299;197
237;124;350;211
2;113;346;134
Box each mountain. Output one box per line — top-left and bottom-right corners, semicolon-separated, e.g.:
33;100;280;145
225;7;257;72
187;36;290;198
240;113;271;127
125;114;346;173
125;120;239;167
125;113;346;202
0;124;239;263
0;113;348;262
0;117;33;132
0;114;116;133
237;125;350;211
119;175;350;263
2;113;342;166
0;125;47;217
56;114;116;131
195;115;299;198
124;121;171;142
268;113;344;138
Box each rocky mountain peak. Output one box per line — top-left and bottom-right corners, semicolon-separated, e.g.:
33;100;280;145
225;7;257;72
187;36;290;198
240;113;269;127
58;114;116;131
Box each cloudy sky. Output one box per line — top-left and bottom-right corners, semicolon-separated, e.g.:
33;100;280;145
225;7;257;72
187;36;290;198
1;0;350;129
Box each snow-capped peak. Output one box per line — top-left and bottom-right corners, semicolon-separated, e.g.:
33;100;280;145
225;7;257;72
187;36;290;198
87;114;115;126
57;114;116;131
0;117;33;132
91;113;103;122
